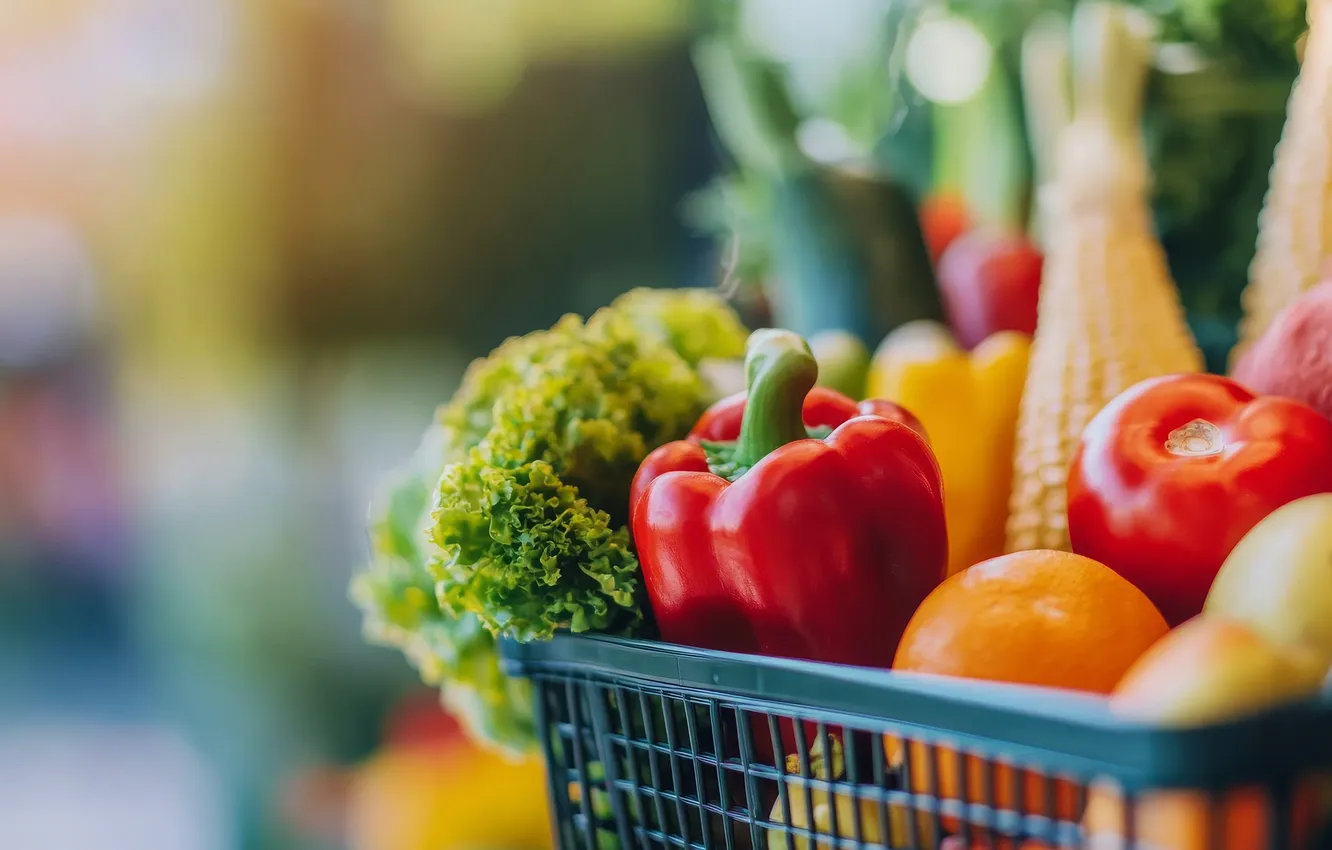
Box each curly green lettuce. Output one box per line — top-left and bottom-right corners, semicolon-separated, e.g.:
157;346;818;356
353;287;749;753
430;289;749;641
432;460;642;642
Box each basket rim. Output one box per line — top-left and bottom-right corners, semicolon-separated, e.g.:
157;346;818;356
502;632;1332;789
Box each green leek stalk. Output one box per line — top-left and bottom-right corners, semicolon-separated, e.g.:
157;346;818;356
932;27;1032;234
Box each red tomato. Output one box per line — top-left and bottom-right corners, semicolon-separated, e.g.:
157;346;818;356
1068;374;1332;626
936;228;1043;351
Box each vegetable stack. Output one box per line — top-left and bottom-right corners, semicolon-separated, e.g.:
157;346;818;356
352;288;750;754
1234;0;1332;369
1005;1;1204;554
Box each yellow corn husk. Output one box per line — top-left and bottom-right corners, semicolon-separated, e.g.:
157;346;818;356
1233;0;1332;370
1005;2;1204;554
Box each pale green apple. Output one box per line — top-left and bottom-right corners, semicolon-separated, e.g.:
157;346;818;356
1205;493;1332;671
808;329;870;400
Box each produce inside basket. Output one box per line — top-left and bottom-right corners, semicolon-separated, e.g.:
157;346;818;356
503;634;1332;850
351;4;1332;849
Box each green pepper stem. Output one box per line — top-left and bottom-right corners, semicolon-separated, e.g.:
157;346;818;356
733;329;818;470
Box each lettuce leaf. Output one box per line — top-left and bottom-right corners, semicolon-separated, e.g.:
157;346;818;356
352;426;537;756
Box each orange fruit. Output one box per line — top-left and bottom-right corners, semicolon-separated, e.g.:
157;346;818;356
1085;617;1327;850
886;550;1170;835
892;550;1170;689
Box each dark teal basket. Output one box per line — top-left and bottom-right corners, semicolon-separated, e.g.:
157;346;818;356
501;634;1332;850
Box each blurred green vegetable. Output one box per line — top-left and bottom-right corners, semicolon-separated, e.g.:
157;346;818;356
1150;0;1307;60
808;329;871;398
354;288;750;752
688;22;944;346
1135;1;1304;371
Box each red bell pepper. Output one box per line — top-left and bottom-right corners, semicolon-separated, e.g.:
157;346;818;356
1068;373;1332;626
630;329;949;668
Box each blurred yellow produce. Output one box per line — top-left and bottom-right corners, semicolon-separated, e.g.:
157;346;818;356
868;321;1030;576
347;738;553;850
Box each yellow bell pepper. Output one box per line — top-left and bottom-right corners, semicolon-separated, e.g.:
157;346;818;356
867;321;1030;576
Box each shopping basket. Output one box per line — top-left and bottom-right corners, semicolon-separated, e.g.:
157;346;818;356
501;634;1332;850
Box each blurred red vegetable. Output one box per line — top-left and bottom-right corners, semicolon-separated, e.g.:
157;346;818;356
936;228;1043;350
381;690;466;751
919;193;972;265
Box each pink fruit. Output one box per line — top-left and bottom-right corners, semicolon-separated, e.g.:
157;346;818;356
1233;281;1332;422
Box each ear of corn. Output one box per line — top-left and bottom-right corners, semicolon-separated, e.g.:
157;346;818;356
1005;2;1204;554
1233;0;1332;370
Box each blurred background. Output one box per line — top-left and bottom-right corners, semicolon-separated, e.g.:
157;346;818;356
0;0;1303;848
0;1;715;848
